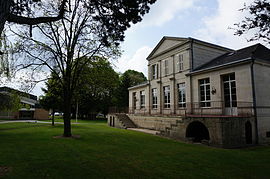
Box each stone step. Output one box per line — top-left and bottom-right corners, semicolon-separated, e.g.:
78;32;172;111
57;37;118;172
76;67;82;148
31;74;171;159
116;114;136;128
127;128;159;135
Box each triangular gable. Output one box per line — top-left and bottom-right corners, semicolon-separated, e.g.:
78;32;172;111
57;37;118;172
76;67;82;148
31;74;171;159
147;36;188;60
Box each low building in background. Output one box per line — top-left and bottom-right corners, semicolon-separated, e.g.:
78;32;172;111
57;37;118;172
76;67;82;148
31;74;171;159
0;87;49;120
108;36;270;148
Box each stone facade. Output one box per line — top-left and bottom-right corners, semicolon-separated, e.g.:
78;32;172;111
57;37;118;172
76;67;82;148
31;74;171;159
111;37;270;148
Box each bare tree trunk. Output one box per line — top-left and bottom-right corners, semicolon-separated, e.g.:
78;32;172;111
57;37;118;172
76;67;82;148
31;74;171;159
63;88;72;137
52;108;55;126
63;67;72;137
0;0;12;36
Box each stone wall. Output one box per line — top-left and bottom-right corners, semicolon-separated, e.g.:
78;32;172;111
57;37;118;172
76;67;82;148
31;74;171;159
126;114;255;148
107;114;126;129
34;109;49;120
127;114;182;131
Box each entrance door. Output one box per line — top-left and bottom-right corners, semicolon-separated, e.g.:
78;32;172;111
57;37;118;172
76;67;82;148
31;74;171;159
223;73;237;115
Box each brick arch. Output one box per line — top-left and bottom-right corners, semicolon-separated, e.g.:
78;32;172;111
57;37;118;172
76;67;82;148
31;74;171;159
186;120;210;142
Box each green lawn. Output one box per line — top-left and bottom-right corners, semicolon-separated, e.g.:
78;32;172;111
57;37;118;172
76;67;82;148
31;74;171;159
0;121;270;178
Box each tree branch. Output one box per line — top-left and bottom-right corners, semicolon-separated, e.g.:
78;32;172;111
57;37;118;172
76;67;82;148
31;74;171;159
6;0;68;25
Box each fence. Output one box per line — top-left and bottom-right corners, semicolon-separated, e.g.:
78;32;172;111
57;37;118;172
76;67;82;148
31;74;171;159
109;101;255;117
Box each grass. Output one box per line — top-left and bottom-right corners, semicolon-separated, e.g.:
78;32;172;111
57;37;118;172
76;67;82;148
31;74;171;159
0;121;270;178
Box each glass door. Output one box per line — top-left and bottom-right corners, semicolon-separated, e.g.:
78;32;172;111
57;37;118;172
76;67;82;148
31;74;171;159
223;73;237;115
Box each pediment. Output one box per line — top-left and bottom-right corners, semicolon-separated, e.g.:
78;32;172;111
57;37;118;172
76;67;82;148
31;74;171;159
147;36;188;60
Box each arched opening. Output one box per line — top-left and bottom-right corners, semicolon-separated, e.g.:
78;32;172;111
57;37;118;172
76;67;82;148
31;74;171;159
245;121;252;144
186;121;210;142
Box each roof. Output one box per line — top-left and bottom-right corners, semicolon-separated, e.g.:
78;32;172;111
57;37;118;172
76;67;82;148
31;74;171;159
128;81;149;90
146;36;232;60
146;36;188;60
0;86;37;101
192;43;270;73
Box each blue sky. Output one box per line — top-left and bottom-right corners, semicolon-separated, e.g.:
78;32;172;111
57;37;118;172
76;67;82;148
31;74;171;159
3;0;264;96
114;0;262;78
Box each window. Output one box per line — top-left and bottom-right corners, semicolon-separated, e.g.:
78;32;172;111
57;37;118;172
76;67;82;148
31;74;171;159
132;92;136;109
164;59;169;75
152;88;158;109
163;86;170;108
177;83;186;107
140;91;145;108
199;78;211;107
176;54;184;72
223;73;237;107
152;64;158;79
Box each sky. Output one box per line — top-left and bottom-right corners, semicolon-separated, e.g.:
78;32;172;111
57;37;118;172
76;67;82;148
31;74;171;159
3;0;266;97
115;0;263;77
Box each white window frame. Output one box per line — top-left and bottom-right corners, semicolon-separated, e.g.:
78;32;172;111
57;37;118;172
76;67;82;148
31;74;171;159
223;73;237;107
177;83;186;108
178;54;184;71
152;64;158;79
140;91;145;109
164;59;169;76
132;92;136;109
163;86;170;108
199;78;211;107
152;88;158;109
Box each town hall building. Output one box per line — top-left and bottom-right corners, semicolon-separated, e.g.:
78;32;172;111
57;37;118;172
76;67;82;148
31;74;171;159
109;37;270;148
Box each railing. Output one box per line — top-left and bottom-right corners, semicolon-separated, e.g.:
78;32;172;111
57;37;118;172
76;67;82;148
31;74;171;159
109;101;255;117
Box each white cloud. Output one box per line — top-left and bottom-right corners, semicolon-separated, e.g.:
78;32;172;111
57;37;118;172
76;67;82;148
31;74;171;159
115;46;153;77
127;0;197;33
195;0;265;49
142;0;196;27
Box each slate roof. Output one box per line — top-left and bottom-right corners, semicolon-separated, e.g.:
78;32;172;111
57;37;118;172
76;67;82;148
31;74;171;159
193;43;270;72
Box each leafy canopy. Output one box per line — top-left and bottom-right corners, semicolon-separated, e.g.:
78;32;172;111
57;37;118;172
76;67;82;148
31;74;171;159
235;0;270;44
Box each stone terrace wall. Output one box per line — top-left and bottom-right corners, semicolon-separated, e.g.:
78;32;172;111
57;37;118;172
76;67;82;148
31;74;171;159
127;114;182;131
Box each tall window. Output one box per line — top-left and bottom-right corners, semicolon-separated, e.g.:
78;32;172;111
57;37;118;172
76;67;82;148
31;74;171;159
177;83;186;107
164;59;169;75
223;73;237;107
199;78;211;107
152;88;158;109
132;92;136;109
152;64;158;79
163;86;170;108
176;54;184;72
140;91;145;109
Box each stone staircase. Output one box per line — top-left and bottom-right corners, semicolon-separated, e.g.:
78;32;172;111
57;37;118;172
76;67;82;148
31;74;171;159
115;114;136;129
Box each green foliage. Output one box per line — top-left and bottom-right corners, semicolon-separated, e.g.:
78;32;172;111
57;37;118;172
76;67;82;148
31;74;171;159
39;72;62;112
11;0;156;136
0;122;270;178
235;0;270;43
116;69;147;107
76;57;120;115
0;92;21;111
41;57;120;117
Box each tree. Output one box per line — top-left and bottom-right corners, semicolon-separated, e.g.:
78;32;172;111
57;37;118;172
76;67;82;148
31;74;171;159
117;70;147;108
0;0;67;37
0;92;21;112
75;57;120;117
235;0;270;44
41;57;119;120
39;72;62;126
12;0;155;137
